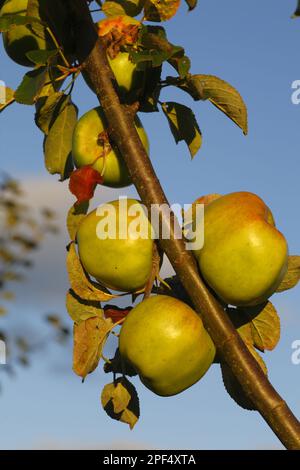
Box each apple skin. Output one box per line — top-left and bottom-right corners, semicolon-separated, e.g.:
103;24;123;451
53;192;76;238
193;191;288;307
1;0;49;67
72;106;149;188
76;199;155;292
119;295;216;397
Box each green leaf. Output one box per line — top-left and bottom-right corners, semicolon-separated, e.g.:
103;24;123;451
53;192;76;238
292;1;300;17
0;14;42;32
0;86;15;113
26;0;46;40
130;27;184;68
101;377;140;429
66;201;89;241
26;49;59;65
66;289;103;323
276;256;300;293
14;67;48;105
184;0;197;11
144;0;180;22
66;242;117;302
169;54;191;79
44;97;77;179
35;92;68;135
161;101;202;158
177;74;248;135
102;0;145;17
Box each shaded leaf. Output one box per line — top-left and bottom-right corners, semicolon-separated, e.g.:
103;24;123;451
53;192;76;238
177;74;248;135
0;86;14;113
101;377;140;429
276;256;300;293
66;289;103;323
104;348;137;377
66;242;117;302
66;201;89;241
44;98;77;179
184;0;197;11
14;67;48;105
26;49;59;65
144;0;180;22
161;101;202;158
73;316;113;379
221;344;267;412
292;1;300;17
35;92;68;135
69;166;103;204
0;14;42;32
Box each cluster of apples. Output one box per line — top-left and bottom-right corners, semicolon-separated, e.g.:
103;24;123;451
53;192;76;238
1;1;289;397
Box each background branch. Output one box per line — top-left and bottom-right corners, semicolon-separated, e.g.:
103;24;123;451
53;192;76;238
66;0;300;449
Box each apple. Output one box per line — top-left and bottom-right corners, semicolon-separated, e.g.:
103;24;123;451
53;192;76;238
72;106;149;188
193;191;288;306
76;198;156;292
0;0;49;67
119;295;216;396
82;15;145;96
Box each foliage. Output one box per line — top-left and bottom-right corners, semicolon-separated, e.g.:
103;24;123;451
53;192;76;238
0;0;299;435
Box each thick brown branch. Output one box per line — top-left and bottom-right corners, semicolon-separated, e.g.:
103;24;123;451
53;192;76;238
66;0;300;449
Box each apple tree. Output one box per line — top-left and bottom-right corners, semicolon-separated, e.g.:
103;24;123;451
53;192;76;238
1;0;300;448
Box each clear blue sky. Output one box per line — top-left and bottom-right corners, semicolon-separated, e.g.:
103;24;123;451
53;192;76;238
0;0;300;450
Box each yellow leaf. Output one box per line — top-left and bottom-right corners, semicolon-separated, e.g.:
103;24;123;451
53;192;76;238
101;377;140;429
0;86;15;113
144;0;180;22
276;255;300;293
244;302;280;352
73;316;113;379
66;242;117;302
66;202;89;241
66;289;103;323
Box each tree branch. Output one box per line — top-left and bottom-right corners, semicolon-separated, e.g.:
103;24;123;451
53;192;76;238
66;0;300;449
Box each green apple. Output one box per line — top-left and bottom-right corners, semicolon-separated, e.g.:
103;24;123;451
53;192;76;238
193;191;288;306
82;16;145;96
72;106;149;188
76;198;156;292
119;295;216;396
0;0;50;67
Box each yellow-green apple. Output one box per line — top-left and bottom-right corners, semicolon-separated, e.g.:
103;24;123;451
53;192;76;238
119;295;216;396
76;198;156;292
72;106;149;188
0;0;50;67
82;15;145;96
193;191;288;306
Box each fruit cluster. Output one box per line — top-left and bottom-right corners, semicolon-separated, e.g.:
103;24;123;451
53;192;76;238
0;1;290;402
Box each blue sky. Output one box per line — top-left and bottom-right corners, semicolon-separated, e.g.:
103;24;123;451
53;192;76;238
0;0;300;449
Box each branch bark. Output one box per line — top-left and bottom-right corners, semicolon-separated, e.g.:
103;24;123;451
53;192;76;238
66;0;300;449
